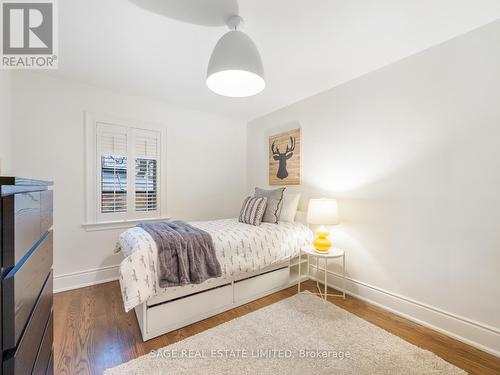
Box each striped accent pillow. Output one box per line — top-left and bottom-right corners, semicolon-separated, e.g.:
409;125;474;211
238;196;268;226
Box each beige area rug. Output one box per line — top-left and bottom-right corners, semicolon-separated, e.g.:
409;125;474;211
104;293;465;375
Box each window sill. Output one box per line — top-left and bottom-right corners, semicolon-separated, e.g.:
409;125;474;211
82;217;171;232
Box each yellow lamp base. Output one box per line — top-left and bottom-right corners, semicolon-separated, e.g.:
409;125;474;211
313;226;332;253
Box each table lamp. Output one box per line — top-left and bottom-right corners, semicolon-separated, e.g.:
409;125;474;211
307;198;339;252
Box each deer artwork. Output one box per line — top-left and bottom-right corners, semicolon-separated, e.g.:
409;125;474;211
271;136;296;180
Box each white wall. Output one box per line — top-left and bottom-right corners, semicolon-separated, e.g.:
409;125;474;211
247;21;500;355
11;72;246;291
0;71;12;174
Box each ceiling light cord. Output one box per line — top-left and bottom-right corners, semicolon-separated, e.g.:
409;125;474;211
226;15;244;31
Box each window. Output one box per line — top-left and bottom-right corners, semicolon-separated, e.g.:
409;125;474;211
85;114;165;225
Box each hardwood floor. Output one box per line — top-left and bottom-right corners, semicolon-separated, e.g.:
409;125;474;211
54;280;500;375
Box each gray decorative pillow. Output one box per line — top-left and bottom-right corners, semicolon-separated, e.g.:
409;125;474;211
238;196;268;226
254;187;286;224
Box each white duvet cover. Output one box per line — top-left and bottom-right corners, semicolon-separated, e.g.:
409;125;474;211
117;218;313;311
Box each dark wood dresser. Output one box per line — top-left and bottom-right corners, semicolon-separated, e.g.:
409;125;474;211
0;178;53;375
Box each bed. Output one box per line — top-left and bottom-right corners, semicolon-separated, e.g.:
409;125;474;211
117;213;313;341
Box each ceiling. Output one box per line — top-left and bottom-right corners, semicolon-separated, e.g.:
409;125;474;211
53;0;500;121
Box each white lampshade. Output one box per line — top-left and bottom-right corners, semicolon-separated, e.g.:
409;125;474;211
206;30;265;97
307;198;339;225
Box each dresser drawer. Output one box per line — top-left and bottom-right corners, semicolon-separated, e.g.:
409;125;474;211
40;190;53;235
1;191;42;267
2;272;53;375
2;231;53;349
45;352;53;375
32;311;53;375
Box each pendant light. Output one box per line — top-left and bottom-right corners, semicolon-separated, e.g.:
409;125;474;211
206;15;265;97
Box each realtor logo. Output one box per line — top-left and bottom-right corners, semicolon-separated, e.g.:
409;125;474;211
1;0;58;69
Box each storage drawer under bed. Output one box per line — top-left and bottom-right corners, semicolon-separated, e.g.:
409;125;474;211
147;284;233;334
138;266;294;340
234;266;290;304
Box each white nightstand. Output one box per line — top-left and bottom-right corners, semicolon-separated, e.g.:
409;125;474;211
298;247;346;301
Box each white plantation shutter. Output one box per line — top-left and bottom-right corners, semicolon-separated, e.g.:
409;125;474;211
91;119;162;223
96;123;128;220
100;156;128;213
134;129;160;214
135;159;158;212
99;129;127;155
135;132;158;158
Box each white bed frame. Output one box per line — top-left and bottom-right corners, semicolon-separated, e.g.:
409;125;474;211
134;212;310;341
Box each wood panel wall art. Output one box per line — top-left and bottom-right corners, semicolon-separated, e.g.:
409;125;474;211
269;128;301;185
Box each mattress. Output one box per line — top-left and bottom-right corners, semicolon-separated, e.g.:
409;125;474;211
117;218;313;311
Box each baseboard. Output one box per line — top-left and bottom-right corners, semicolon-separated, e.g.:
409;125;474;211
309;269;500;358
54;265;120;293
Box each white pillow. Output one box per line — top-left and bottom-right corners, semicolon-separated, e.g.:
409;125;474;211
279;193;301;222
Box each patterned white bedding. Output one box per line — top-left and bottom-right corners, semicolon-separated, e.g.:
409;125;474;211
117;218;313;311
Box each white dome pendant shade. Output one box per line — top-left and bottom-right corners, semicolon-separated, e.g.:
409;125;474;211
207;16;265;97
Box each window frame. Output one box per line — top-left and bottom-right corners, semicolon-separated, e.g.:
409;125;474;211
84;112;167;228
